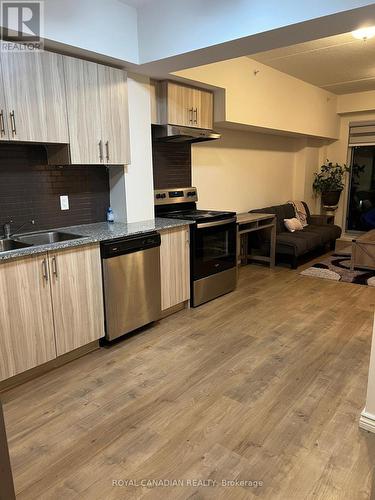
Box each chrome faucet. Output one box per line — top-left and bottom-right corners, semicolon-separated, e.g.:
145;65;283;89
2;219;35;239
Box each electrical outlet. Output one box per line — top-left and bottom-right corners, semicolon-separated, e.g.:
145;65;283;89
60;195;69;211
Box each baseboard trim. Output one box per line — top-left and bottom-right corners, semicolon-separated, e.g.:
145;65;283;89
359;410;375;433
160;301;188;319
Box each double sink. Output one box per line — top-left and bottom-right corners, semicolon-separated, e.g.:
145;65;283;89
0;231;84;253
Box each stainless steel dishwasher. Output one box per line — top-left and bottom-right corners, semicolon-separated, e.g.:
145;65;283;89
101;232;161;340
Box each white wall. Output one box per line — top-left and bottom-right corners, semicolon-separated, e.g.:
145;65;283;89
110;73;154;222
137;0;375;64
191;127;324;214
175;57;339;140
7;0;375;70
43;0;139;63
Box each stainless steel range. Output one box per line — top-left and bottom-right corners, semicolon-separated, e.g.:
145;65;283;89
155;187;237;307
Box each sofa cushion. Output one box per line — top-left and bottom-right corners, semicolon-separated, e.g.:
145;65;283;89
302;224;342;244
276;231;322;256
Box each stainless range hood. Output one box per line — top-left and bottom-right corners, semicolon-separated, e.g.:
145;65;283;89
152;124;221;143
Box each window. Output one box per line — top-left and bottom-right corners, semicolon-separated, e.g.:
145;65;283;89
347;146;375;231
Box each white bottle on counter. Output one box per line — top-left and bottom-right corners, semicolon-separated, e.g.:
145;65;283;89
107;207;115;223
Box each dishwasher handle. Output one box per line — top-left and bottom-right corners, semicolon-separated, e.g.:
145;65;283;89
101;232;161;259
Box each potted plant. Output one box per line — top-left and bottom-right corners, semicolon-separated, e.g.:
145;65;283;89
313;160;350;206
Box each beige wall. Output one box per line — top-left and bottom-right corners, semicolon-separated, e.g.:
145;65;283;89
175;57;339;140
185;75;375;226
337;90;375;114
192;127;325;214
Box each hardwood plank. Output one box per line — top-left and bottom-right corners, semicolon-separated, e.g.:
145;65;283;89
3;259;375;499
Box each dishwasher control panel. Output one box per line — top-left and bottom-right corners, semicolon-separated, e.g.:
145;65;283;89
101;232;161;259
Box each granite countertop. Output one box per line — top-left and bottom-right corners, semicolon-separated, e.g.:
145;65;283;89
0;218;193;262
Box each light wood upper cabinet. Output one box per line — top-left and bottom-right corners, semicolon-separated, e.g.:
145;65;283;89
64;57;130;165
0;254;56;381
160;226;190;311
0;51;69;143
150;79;159;125
0;52;131;160
98;64;130;165
166;81;194;127
0;66;9;141
49;245;105;356
195;89;214;129
156;81;213;129
63;56;102;164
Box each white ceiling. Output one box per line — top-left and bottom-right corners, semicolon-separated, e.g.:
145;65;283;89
250;32;375;95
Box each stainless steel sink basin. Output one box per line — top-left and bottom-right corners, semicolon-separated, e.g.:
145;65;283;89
0;239;32;252
14;231;84;246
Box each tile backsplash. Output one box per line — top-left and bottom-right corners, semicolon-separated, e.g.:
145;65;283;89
152;141;191;189
0;144;110;233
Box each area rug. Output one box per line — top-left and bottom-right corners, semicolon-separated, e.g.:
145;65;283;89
300;249;375;287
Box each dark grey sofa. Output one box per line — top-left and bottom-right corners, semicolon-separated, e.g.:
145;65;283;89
249;202;342;269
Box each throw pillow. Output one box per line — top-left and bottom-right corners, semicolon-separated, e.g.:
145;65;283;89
284;218;303;232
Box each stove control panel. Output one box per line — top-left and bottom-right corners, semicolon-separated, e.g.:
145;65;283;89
154;187;198;205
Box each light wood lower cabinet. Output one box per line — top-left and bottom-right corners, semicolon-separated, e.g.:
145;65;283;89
160;226;190;311
0;254;56;381
0;245;104;381
49;246;104;356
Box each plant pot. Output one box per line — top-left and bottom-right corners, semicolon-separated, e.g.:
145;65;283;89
321;190;341;207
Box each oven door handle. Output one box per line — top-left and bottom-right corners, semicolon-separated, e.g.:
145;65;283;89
196;217;237;229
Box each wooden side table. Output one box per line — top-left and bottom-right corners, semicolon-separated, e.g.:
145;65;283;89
351;230;375;271
237;213;276;267
310;214;335;225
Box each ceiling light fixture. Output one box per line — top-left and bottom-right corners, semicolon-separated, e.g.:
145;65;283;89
352;26;375;41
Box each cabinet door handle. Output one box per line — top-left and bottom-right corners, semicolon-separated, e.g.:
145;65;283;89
51;256;58;278
0;110;5;136
189;108;193;124
105;141;110;162
194;108;198;125
10;110;16;135
98;140;103;162
42;259;49;283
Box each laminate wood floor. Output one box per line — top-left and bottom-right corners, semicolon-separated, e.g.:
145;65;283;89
3;261;375;499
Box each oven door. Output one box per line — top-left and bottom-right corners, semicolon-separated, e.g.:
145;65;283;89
191;218;237;280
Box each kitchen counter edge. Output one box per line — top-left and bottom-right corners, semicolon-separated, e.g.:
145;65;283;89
0;218;193;262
